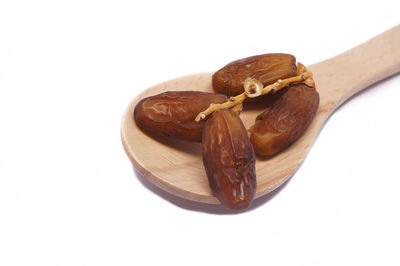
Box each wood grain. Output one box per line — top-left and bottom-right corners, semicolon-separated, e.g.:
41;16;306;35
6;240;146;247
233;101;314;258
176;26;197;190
121;25;400;204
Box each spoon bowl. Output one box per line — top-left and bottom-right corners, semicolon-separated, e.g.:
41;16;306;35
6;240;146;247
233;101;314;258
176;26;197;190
121;25;400;204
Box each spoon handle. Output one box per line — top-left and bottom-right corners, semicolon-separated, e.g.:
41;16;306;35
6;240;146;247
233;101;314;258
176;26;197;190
310;25;400;112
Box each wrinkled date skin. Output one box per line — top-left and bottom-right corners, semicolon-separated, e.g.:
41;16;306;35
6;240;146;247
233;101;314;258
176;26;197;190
212;53;297;96
134;91;228;142
202;109;256;210
250;84;319;156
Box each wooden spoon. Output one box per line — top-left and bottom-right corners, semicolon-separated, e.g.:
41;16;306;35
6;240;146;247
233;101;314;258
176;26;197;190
121;25;400;204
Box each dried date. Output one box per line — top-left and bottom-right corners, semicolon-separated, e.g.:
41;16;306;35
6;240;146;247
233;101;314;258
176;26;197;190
212;53;297;96
250;84;319;156
134;91;228;142
202;109;256;210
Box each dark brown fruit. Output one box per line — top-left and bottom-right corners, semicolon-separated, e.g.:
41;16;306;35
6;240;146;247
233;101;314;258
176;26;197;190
202;109;256;210
250;84;319;156
134;91;228;142
212;53;297;96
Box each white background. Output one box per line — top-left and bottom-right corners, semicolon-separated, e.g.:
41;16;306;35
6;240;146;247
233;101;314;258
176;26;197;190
1;0;400;265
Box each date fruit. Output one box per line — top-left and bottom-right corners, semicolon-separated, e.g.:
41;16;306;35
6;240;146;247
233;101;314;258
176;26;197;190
202;109;256;210
212;53;297;96
134;91;228;142
250;84;319;156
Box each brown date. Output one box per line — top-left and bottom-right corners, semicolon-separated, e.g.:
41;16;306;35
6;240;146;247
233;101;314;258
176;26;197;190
212;53;297;96
134;91;228;142
202;109;256;210
250;84;319;156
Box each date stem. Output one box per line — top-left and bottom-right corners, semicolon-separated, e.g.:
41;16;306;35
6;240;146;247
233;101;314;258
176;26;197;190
195;64;314;122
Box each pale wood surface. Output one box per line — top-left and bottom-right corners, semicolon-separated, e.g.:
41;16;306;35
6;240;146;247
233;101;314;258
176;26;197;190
121;25;400;204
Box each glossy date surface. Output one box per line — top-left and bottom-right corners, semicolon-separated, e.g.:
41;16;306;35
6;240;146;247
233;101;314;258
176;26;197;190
250;84;319;156
212;53;297;96
134;91;228;142
202;109;256;210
